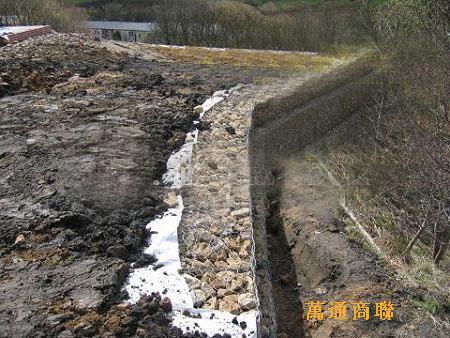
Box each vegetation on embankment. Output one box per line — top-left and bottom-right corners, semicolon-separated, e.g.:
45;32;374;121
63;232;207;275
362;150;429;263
317;0;449;319
143;44;349;70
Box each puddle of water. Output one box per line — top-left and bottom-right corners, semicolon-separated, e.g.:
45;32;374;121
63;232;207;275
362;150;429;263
124;85;258;337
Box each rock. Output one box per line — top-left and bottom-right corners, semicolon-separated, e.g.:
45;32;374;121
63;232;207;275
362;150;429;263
136;328;147;337
107;245;129;259
207;181;221;193
207;160;218;170
116;303;129;311
70;289;103;310
104;314;121;333
238;293;257;310
214;260;229;270
191;289;206;307
200;271;216;284
226;257;250;271
239;240;252;257
212;278;226;290
46;313;73;326
192;242;212;262
218;295;239;313
314;286;328;295
134;253;157;268
159;297;172;313
210;245;228;262
183;274;201;289
231;208;250;218
147;300;159;315
58;330;74;338
190;260;208;276
230;278;243;292
185;133;195;142
204;296;218;310
216;271;236;286
217;288;235;298
14;234;26;245
243;276;254;292
225;238;239;250
201;282;215;299
163;192;178;208
193;105;204;114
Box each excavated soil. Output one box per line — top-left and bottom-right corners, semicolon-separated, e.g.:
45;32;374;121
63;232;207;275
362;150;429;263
0;34;283;338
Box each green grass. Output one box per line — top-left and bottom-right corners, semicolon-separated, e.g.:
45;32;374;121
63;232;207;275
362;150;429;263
411;297;442;315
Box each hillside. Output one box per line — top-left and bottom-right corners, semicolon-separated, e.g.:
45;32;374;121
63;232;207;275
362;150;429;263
69;0;358;20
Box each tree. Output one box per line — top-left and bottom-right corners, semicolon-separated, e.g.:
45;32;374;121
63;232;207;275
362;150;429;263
0;0;88;32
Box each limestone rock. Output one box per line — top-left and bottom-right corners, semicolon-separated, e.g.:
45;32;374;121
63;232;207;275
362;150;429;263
183;274;201;290
211;278;225;290
163;192;178;208
243;275;254;292
239;239;252;257
219;295;239;313
213;260;229;270
201;271;216;284
210;246;228;262
238;293;257;310
192;242;212;262
191;289;206;307
230;277;243;292
216;271;235;286
205;296;218;310
231;208;250;218
116;303;129;311
15;234;26;245
217;288;235;298
136;328;148;337
201;282;215;300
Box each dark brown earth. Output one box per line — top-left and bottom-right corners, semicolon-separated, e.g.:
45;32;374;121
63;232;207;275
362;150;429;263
0;34;268;338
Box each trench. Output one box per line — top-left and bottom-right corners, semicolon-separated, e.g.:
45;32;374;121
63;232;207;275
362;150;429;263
249;56;380;337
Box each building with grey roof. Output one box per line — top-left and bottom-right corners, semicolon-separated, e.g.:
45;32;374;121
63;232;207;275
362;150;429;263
85;21;157;43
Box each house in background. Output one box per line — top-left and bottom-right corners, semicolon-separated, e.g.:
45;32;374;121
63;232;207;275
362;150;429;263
86;21;156;43
0;25;52;45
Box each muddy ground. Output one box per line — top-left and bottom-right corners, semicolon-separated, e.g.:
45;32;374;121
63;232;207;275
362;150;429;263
0;34;278;338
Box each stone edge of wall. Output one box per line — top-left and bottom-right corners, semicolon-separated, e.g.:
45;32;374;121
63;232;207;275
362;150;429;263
248;53;382;337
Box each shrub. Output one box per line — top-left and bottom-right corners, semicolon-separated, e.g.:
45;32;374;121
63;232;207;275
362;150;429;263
153;0;365;51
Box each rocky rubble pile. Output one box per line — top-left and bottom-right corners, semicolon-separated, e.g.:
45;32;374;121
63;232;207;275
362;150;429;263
178;88;261;315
